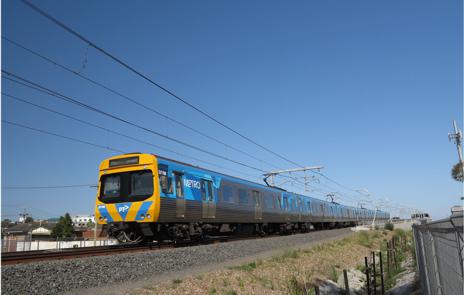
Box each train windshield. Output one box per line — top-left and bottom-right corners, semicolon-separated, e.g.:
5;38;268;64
99;170;154;203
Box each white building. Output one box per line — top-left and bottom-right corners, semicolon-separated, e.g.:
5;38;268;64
72;215;95;228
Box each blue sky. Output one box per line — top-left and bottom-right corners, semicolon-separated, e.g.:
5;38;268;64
2;0;462;220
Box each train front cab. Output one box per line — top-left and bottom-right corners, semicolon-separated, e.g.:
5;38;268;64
95;153;160;242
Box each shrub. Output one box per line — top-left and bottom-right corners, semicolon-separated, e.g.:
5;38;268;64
384;222;394;231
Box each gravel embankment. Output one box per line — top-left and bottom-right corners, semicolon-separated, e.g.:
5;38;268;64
2;228;353;295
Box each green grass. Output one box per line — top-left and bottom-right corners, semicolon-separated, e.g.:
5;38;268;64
287;275;306;295
229;261;257;272
224;290;237;295
172;279;182;284
356;231;373;247
329;266;338;282
208;287;217;294
283;249;299;259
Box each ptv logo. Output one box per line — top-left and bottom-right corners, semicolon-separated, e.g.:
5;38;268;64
118;205;130;213
116;203;131;219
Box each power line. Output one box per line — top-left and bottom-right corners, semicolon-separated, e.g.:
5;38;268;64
2;36;281;171
19;0;302;168
2;92;262;181
2;120;124;153
2;184;96;190
2;73;385;208
2;70;265;173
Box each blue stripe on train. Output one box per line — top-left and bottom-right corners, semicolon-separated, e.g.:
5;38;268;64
97;205;113;222
136;201;153;220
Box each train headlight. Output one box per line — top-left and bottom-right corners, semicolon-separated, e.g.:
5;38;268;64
146;214;151;219
140;214;145;220
99;216;104;221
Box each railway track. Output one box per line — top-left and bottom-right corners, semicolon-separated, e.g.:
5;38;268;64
0;234;248;265
1;227;352;265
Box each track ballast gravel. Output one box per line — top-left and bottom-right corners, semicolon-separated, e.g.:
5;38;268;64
2;228;352;295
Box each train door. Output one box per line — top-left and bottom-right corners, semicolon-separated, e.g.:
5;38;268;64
297;197;302;222
283;194;290;221
253;190;262;220
173;172;185;218
201;179;216;219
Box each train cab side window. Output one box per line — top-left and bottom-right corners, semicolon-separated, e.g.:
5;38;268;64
158;165;173;194
173;172;183;198
283;196;289;210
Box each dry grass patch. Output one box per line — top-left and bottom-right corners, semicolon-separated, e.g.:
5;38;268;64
132;231;391;295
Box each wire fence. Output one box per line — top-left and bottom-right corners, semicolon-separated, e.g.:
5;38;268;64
412;212;463;295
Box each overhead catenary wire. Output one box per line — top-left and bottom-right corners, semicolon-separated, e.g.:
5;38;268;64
19;0;303;168
2;92;263;181
2;70;266;173
2;120;124;153
2;77;313;192
2;36;281;171
2;184;96;189
2;77;384;208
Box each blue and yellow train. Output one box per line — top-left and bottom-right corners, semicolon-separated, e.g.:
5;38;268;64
95;153;389;242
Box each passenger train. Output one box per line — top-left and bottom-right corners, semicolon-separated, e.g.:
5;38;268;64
95;153;389;243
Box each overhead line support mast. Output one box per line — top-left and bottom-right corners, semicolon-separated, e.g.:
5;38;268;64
263;166;324;189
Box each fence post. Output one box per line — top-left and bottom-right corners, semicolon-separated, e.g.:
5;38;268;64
372;252;377;295
365;256;371;295
343;269;350;295
314;285;320;295
430;234;443;295
379;251;385;295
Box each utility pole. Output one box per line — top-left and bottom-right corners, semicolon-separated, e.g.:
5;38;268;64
448;120;464;200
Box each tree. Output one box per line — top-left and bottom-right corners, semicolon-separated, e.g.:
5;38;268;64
86;219;95;229
1;219;12;228
51;213;74;238
451;162;463;182
24;216;34;223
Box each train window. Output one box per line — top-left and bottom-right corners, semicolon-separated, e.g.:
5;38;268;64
283;196;289;210
131;171;154;197
173;172;183;198
276;196;282;209
221;186;234;203
264;194;273;209
206;181;213;201
102;174;120;197
238;189;248;204
158;165;172;194
100;170;154;203
307;201;311;212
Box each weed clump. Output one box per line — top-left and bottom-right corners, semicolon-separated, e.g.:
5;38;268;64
384;222;394;231
287;275;306;295
229;261;257;272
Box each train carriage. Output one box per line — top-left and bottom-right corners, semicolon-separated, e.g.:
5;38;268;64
95;153;389;243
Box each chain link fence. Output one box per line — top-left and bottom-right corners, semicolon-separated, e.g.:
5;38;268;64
412;211;463;295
